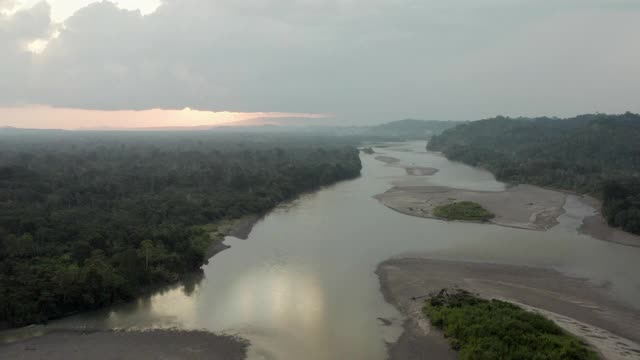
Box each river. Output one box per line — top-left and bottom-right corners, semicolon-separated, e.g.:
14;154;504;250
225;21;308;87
3;141;640;360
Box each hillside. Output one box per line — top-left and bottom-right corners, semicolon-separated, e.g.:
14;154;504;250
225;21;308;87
427;112;640;234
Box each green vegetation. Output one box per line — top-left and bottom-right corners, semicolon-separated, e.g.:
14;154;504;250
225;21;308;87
424;289;598;360
602;179;640;234
0;131;362;328
433;201;494;221
428;112;640;234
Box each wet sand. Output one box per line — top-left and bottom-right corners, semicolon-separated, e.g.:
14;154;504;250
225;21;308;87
404;167;439;176
575;196;640;248
374;155;401;164
0;329;248;360
581;216;640;248
205;214;262;258
375;184;566;231
377;258;640;360
371;151;438;177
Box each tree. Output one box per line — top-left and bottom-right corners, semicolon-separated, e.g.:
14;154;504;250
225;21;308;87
0;131;362;327
139;239;154;271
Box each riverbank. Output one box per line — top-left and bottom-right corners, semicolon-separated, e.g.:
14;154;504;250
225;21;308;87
581;215;640;248
375;184;566;231
204;214;263;258
573;196;640;248
0;215;262;354
377;258;640;360
0;329;248;360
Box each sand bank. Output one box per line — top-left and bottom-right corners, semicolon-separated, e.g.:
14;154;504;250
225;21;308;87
375;184;566;230
377;258;640;360
0;329;248;360
371;152;438;176
205;214;262;258
581;216;640;248
574;196;640;248
374;155;401;164
404;167;439;176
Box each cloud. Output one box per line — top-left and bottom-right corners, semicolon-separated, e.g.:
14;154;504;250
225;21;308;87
1;0;640;123
0;105;325;129
0;0;16;11
0;1;52;105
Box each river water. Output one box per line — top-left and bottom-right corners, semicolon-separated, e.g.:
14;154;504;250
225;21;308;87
4;142;640;359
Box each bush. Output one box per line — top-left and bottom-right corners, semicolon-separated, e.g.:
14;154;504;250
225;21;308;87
433;201;495;221
424;289;598;360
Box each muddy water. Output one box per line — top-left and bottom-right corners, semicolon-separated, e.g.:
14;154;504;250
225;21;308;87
3;142;640;360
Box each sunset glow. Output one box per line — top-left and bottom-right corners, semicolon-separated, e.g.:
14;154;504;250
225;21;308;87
0;106;327;130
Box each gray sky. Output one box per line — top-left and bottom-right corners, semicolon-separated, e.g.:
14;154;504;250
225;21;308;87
1;0;639;125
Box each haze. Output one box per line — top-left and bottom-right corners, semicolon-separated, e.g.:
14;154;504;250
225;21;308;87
1;0;639;129
2;2;640;357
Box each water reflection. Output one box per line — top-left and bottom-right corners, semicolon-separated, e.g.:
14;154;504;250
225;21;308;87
211;264;325;330
0;272;206;342
221;265;330;360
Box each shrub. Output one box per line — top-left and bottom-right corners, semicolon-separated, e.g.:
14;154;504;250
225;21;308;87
424;289;599;360
433;201;495;221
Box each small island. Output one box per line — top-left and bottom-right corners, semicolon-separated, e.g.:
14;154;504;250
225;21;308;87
432;201;494;222
377;258;640;360
374;155;401;164
375;184;566;231
404;166;439;176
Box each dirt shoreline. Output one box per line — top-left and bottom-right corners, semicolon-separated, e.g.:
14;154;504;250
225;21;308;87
575;196;640;248
377;257;640;360
0;329;248;360
205;214;262;258
581;215;640;248
375;184;566;231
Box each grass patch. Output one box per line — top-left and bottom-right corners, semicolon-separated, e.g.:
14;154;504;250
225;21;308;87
433;201;495;221
424;289;598;360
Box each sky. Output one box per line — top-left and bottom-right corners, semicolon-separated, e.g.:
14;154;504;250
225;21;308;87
1;0;639;129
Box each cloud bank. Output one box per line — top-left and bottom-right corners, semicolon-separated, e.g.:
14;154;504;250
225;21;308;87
2;0;639;123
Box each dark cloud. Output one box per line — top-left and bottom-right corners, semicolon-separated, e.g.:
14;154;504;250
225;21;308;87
2;0;640;123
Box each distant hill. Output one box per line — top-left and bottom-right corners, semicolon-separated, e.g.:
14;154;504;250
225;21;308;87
362;119;463;140
0;127;66;135
427;112;640;234
0;118;462;138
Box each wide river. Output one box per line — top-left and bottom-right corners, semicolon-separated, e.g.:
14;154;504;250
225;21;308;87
4;142;640;359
